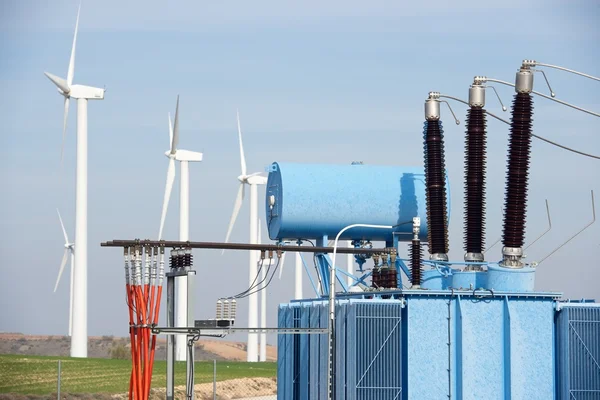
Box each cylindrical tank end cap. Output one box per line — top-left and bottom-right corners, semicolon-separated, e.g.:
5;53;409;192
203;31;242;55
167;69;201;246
515;71;534;93
425;99;440;121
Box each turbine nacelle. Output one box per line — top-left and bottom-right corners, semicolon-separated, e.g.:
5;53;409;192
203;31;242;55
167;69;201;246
245;174;268;185
45;72;105;100
164;149;203;162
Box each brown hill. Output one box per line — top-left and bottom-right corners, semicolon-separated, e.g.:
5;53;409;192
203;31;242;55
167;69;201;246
0;333;276;362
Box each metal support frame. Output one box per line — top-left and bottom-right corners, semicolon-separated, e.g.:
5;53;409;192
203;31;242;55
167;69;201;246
153;326;329;335
186;270;195;400
166;271;175;400
166;269;195;400
101;239;392;255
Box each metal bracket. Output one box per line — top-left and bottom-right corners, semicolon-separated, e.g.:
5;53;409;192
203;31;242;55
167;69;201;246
538;190;596;264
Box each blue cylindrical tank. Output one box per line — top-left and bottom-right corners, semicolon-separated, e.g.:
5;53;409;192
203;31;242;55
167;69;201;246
265;162;451;242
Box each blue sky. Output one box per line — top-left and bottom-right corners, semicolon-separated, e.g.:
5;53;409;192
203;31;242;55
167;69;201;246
0;0;599;344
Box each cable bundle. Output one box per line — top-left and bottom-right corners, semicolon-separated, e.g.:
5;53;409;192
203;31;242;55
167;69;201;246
124;245;165;400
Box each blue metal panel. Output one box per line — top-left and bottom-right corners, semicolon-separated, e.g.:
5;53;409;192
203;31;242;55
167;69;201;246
277;304;294;400
265;162;447;242
556;304;600;400
406;297;450;399
278;299;403;399
297;304;307;399
308;302;321;399
319;303;328;400
508;299;555;399
353;301;403;400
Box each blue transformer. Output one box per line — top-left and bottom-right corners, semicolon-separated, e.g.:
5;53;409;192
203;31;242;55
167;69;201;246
265;162;449;242
277;294;600;399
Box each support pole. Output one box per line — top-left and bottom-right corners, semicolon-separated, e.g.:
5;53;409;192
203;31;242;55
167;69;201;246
166;273;175;400
346;241;353;287
213;360;217;400
57;360;61;400
247;183;259;362
176;161;190;361
72;98;88;358
294;252;303;300
186;269;196;399
259;257;268;361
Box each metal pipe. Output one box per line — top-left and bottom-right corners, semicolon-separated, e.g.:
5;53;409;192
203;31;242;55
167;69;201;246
329;224;393;400
101;239;392;255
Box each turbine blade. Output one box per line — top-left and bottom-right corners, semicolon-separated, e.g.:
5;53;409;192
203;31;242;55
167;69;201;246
54;249;69;293
223;184;245;252
279;252;287;279
237;109;247;176
67;2;81;87
171;96;179;154
57;209;69;243
44;72;70;94
168;112;173;151
61;96;70;165
158;158;176;240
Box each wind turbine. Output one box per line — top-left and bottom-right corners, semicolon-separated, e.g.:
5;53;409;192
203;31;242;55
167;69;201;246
44;3;105;358
157;96;203;362
54;210;75;337
224;110;267;362
258;220;268;362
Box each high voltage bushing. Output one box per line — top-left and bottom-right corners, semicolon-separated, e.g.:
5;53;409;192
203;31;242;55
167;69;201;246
464;83;488;264
424;95;450;261
169;248;176;269
502;65;534;268
183;247;193;269
410;239;423;287
409;217;423;288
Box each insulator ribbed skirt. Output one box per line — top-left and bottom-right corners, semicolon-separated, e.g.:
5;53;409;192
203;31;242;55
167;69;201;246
409;239;423;286
423;120;449;255
464;106;487;254
503;93;533;248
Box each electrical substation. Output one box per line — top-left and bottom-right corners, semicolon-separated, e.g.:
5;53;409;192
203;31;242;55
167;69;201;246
102;60;600;400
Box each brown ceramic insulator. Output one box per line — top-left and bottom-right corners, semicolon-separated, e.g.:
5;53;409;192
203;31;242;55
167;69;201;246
503;93;533;248
463;106;487;254
409;239;423;286
423;120;449;255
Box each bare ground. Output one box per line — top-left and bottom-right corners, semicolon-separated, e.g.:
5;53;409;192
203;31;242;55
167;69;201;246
0;378;277;400
111;377;277;400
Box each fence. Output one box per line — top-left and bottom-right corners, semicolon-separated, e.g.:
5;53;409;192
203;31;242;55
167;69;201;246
43;357;277;400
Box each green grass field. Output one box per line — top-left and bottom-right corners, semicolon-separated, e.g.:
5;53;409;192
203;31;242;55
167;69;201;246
0;354;276;395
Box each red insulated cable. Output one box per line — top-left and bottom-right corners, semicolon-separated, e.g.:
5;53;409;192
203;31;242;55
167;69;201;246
144;284;156;398
126;284;140;400
134;286;145;399
146;285;162;399
134;286;144;399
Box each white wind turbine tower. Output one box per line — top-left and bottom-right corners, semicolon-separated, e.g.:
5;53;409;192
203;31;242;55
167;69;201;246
224;110;267;362
158;96;203;361
278;251;303;300
54;209;75;337
258;220;268;362
44;3;105;358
